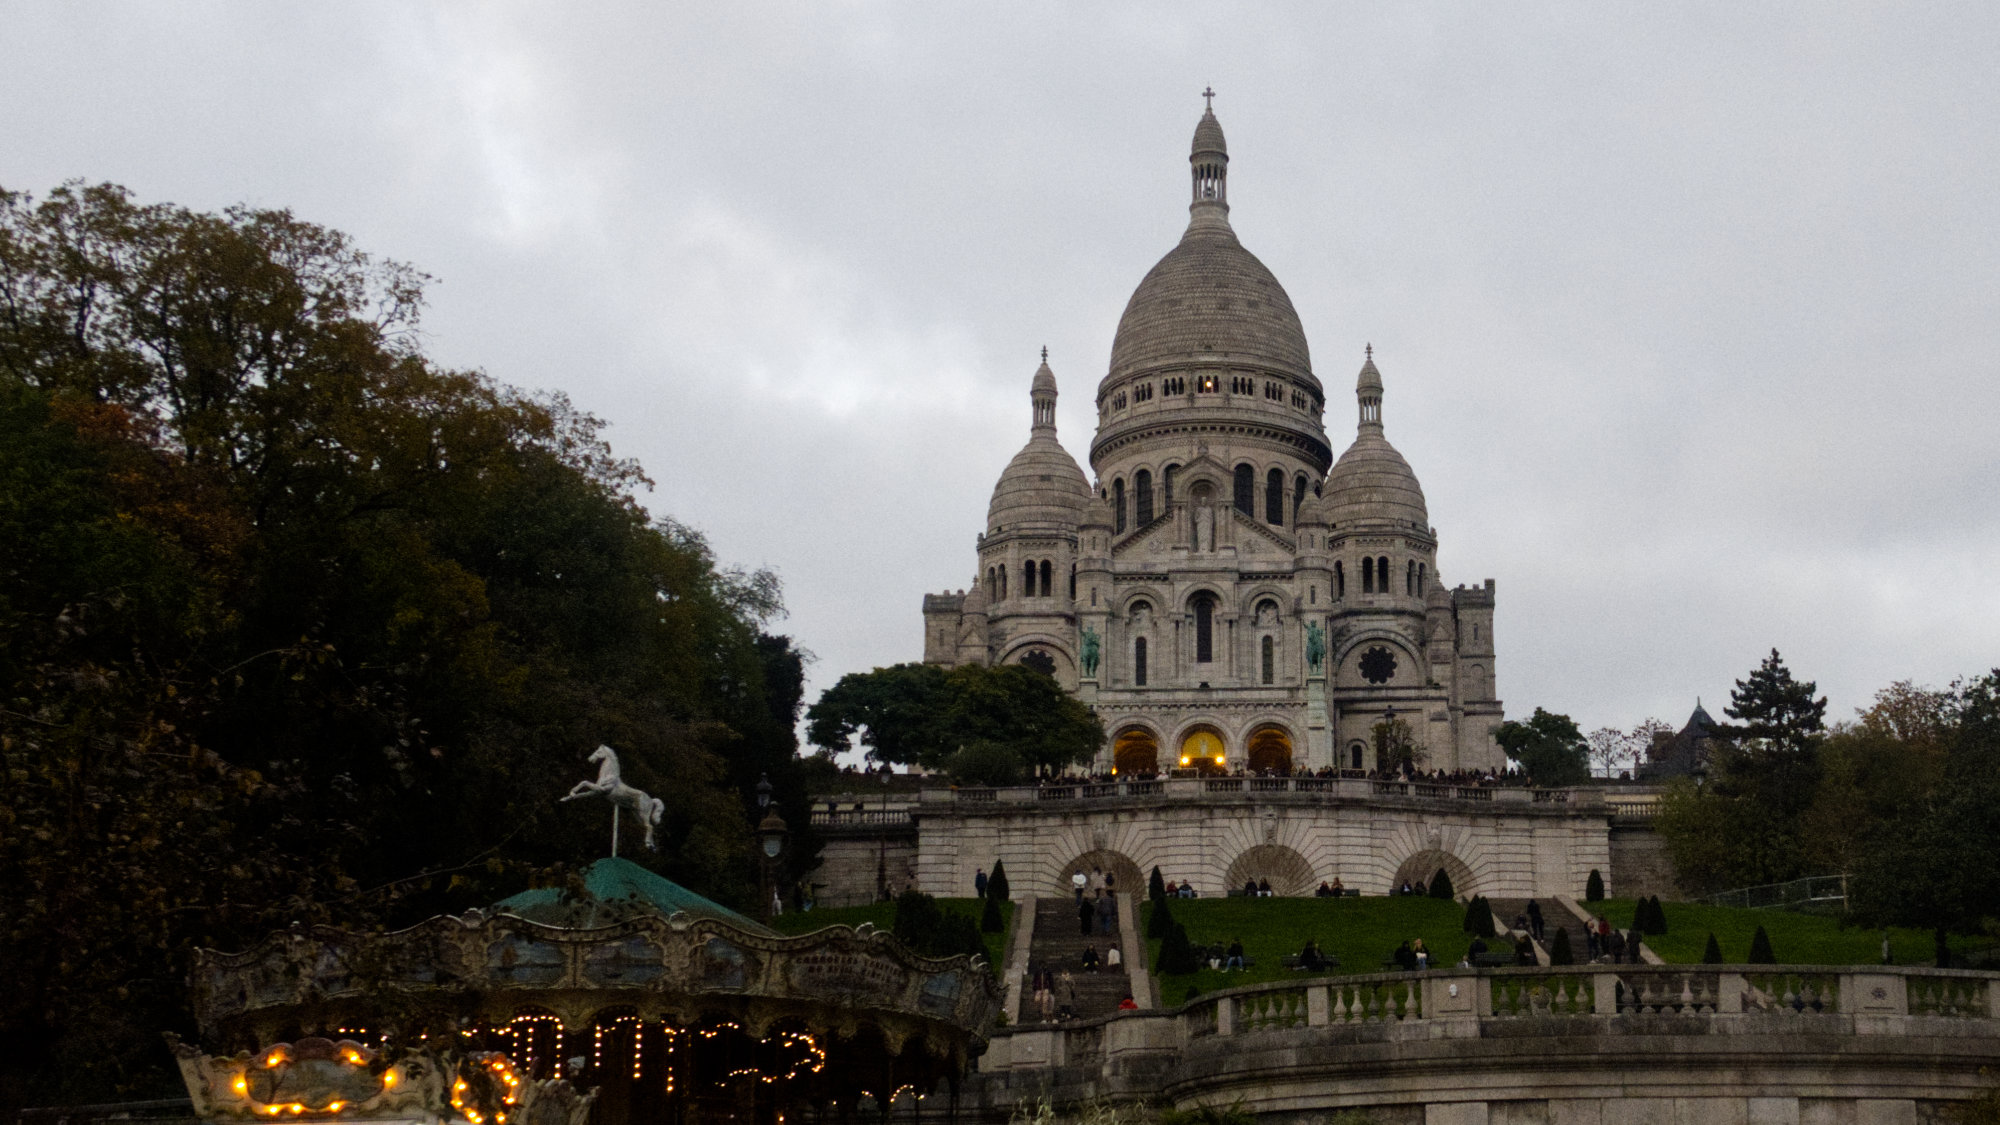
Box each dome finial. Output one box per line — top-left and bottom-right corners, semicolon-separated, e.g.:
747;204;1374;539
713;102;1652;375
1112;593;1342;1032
1357;346;1384;431
1041;344;1048;362
1203;85;1215;111
1030;349;1058;432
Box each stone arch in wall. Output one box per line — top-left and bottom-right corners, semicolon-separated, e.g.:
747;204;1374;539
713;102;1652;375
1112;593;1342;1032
1389;848;1478;899
1245;723;1294;774
1112;725;1161;776
1056;849;1145;900
1224;844;1316;897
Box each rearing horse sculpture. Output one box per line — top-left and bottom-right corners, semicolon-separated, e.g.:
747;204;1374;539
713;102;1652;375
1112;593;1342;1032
563;745;665;854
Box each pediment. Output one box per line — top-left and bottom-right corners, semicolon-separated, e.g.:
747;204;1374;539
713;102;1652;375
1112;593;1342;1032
1110;514;1176;559
1230;508;1296;558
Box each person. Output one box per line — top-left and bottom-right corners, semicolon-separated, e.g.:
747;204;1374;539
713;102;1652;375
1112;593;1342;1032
1627;929;1645;964
1096;891;1116;934
1413;879;1427;897
1164;879;1178;897
1035;967;1055;1022
1598;916;1613;955
1413;937;1429;970
1585;921;1600;960
1607;929;1626;964
1468;936;1488;960
1104;870;1117;895
1399;880;1414;896
1331;876;1344;896
1393;940;1418;971
1243;878;1258;896
1072;869;1087;902
1258;877;1272;897
975;867;988;898
1081;945;1100;972
1106;944;1122;968
1078;893;1094;936
1514;935;1537;966
1180;881;1196;899
1526;900;1544;941
1513;912;1530;935
1089;867;1105;897
1057;970;1077;1021
1316;881;1332;898
1298;939;1324;971
1226;938;1246;971
1117;994;1139;1011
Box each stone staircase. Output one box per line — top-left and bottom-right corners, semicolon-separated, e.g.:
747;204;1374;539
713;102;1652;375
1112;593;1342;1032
1016;897;1133;1024
1486;897;1556;965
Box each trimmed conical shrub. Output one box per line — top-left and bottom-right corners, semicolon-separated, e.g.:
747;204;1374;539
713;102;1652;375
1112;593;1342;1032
987;860;1009;903
1429;868;1456;900
1747;924;1777;964
1702;932;1723;964
980;889;1004;933
1462;895;1497;939
1157;921;1201;975
1649;896;1669;935
1149;865;1167;902
1550;927;1574;965
1585;869;1605;902
1149;893;1176;940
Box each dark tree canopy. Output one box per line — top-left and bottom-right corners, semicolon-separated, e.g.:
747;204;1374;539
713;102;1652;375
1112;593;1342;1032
0;183;811;1109
1721;648;1829;755
1496;707;1590;787
807;661;1104;779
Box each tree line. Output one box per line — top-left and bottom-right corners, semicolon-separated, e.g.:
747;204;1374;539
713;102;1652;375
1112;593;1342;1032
0;183;817;1109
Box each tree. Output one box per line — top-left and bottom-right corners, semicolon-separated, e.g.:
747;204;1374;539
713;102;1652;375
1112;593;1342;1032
1720;649;1828;755
1462;895;1496;939
1585;869;1605;902
1496;708;1590;787
1702;933;1724;964
1428;868;1455;900
1648;897;1669;935
806;662;1104;777
1149;866;1167;902
1549;927;1573;965
1149;894;1176;940
980;890;1004;934
1589;719;1674;777
1371;715;1422;773
987;860;1010;904
1156;921;1201;975
1747;924;1777;964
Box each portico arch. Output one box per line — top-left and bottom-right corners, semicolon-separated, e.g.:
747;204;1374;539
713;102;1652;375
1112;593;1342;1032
1224;845;1316;897
1245;724;1294;775
1112;726;1161;777
1175;724;1228;774
1056;849;1144;900
1390;848;1478;899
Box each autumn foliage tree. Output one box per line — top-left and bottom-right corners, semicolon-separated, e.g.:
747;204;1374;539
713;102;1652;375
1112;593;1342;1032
0;182;810;1108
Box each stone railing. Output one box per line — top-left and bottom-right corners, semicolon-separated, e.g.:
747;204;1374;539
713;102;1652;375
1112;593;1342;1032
810;808;915;830
927;778;1600;810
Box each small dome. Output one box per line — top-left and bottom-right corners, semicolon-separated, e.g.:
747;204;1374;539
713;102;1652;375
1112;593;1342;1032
1325;432;1428;529
988;439;1089;529
1192;109;1227;159
1031;353;1056;394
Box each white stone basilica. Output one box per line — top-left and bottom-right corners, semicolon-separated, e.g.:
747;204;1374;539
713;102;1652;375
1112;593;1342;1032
920;102;1505;777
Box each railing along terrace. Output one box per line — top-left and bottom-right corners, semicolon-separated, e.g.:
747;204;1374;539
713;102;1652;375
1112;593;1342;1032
925;777;1600;809
810;808;914;829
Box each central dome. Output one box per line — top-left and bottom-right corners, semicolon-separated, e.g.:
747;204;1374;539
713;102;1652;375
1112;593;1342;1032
1104;107;1314;386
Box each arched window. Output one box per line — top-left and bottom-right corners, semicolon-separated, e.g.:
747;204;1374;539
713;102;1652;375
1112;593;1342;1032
1023;560;1036;598
986;567;996;599
1113;479;1127;534
1040;560;1053;597
1335;560;1344;598
1293;473;1307;522
1350;743;1365;770
1378;557;1390;590
1192;593;1215;663
1407;560;1416;594
1362;557;1374;593
1261;635;1274;684
1265;467;1284;525
1135;469;1154;526
1134;637;1148;687
1163;464;1179;506
1418;563;1426;594
1233;464;1255;515
999;564;1008;600
1070;565;1077;599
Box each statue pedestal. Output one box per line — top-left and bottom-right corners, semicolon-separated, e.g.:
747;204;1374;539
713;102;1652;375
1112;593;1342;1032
1306;676;1332;771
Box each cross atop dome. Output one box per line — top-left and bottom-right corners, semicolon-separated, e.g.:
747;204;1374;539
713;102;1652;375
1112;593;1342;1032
1202;85;1215;111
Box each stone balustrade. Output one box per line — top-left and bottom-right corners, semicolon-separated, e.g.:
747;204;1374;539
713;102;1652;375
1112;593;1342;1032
923;777;1601;810
973;964;2000;1122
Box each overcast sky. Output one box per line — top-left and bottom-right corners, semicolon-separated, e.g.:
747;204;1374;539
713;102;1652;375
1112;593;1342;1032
7;3;1997;743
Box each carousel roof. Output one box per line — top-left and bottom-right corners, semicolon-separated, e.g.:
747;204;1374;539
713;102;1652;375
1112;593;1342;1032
490;857;774;935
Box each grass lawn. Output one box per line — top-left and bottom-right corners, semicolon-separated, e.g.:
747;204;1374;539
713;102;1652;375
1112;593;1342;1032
1591;898;1977;967
768;897;1013;969
1142;896;1477;1006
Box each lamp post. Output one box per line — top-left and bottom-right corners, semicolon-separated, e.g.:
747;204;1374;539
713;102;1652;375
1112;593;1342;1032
754;773;787;918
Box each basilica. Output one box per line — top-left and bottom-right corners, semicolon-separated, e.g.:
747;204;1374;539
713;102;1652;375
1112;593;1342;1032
920;102;1504;776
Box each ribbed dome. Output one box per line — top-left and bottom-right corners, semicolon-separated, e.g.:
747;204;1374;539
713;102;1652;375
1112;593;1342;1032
987;437;1089;529
1192;109;1227;158
1106;226;1313;381
1324;432;1428;529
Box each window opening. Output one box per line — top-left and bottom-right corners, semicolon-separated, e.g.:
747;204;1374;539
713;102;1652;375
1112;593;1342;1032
1233;464;1254;516
1134;637;1148;687
1040;560;1053;597
1135;469;1154;526
1193;594;1215;663
1265;467;1284;525
1113;478;1127;534
1261;635;1274;684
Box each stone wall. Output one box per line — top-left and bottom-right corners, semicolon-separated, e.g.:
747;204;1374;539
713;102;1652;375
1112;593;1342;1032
911;779;1611;901
811;832;918;908
1609;824;1683;900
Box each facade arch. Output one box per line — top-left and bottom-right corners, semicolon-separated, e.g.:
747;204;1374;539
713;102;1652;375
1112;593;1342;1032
999;637;1075;683
1335;632;1422;690
1225;844;1315;897
1245;722;1293;773
1056;849;1144;900
1390;848;1478;899
1111;724;1161;777
1119;589;1165;619
1237;584;1291;617
1172;722;1228;773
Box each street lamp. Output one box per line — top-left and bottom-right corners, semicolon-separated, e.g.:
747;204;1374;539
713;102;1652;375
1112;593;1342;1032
755;772;773;812
757;808;788;918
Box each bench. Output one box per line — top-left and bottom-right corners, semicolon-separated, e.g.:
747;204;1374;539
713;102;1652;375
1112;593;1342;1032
1282;954;1342;971
1471;952;1513;968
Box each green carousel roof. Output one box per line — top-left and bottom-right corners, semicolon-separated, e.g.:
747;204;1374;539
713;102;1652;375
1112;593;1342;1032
491;857;775;935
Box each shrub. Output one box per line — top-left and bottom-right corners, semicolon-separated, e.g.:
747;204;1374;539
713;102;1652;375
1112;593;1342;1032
1649;896;1669;935
981;890;1004;933
1585;869;1605;902
988;860;1010;902
1462;895;1496;939
892;890;986;959
1150;866;1167;902
1550;927;1574;965
1747;924;1777;964
1702;932;1724;964
1148;894;1176;940
1428;868;1456;900
1157;921;1202;975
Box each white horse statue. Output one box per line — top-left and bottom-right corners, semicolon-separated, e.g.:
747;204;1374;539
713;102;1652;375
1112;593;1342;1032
562;745;665;854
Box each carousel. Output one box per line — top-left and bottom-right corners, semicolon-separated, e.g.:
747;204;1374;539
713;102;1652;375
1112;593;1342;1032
167;750;1002;1125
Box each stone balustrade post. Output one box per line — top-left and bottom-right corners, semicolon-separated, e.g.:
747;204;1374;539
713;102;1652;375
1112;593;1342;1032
1307;984;1329;1026
1593;972;1618;1015
1717;972;1745;1014
1845;972;1908;1017
1216;996;1235;1036
1424;974;1478;1019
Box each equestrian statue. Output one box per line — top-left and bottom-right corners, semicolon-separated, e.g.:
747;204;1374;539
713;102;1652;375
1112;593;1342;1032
563;744;665;855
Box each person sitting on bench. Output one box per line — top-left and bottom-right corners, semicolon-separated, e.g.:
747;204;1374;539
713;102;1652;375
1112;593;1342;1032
1298;939;1326;971
1225;938;1246;970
